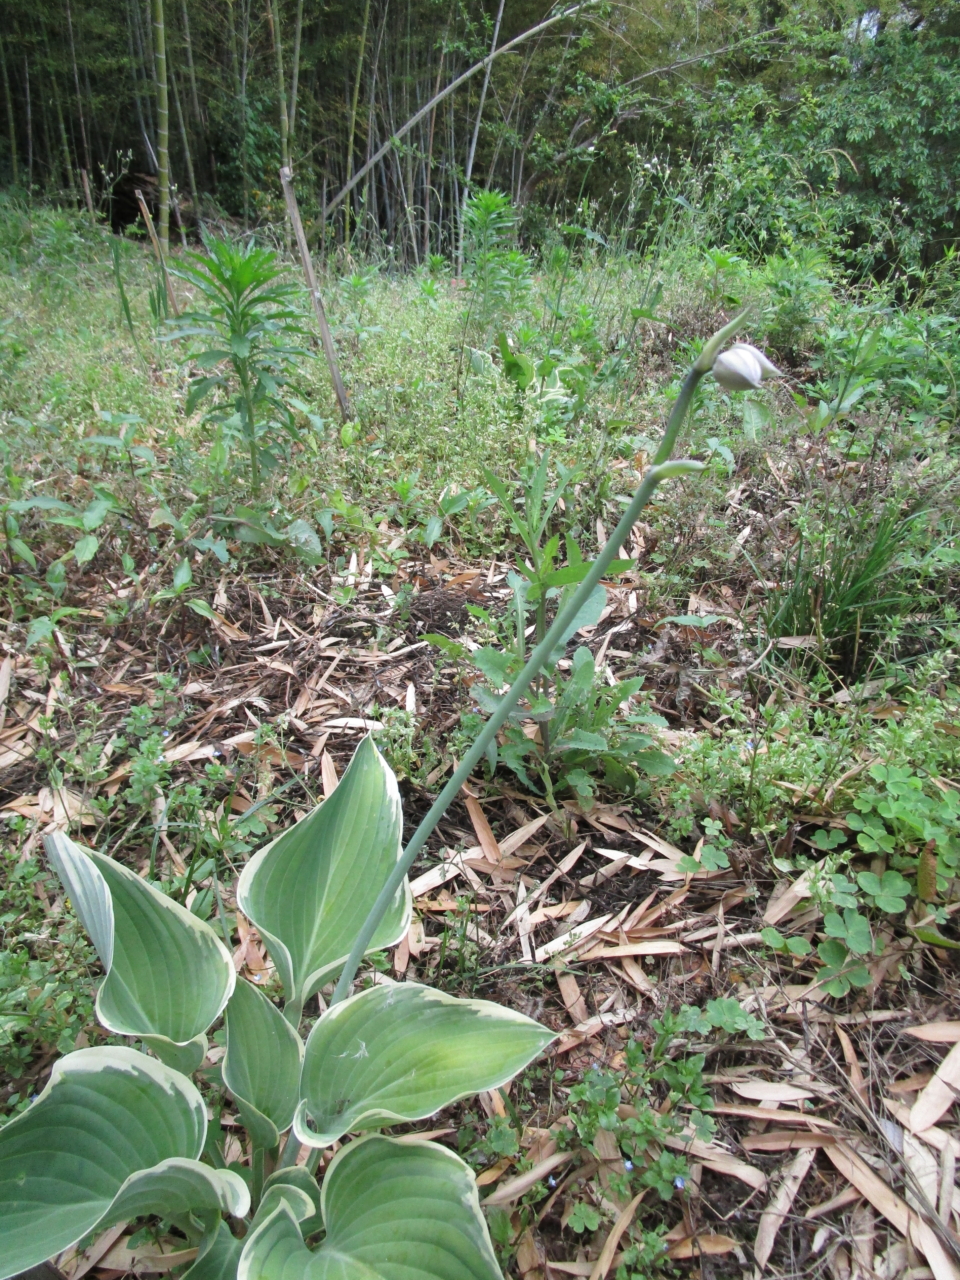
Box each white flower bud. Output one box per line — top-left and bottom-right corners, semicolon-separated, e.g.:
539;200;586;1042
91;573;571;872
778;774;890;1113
711;343;780;391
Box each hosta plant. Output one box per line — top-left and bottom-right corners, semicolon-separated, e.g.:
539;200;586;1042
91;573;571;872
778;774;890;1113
1;737;552;1280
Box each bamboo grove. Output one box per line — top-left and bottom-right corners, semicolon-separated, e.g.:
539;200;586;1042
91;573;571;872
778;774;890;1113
0;0;959;267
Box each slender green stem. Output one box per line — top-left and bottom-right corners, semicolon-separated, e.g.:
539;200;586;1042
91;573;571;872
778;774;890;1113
251;1145;265;1211
278;1132;302;1169
327;321;747;1009
332;467;683;1005
282;995;303;1028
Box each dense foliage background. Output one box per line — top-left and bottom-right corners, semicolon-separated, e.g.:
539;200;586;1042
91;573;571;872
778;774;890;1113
1;0;959;270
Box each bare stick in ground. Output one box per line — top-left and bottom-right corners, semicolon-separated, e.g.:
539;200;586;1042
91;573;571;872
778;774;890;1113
280;166;351;422
134;188;179;316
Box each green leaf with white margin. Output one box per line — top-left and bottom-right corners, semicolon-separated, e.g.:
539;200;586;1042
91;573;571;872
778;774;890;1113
0;1046;249;1280
294;982;554;1147
237;736;411;1015
182;1221;244;1280
238;1136;502;1280
44;832;235;1069
182;1170;322;1280
223;979;304;1150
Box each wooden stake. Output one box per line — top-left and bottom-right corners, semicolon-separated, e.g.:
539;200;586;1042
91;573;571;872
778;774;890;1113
134;188;179;317
79;168;96;225
279;166;351;421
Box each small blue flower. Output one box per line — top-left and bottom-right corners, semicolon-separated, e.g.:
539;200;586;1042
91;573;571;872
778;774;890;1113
623;1160;634;1172
548;1176;557;1188
673;1175;686;1190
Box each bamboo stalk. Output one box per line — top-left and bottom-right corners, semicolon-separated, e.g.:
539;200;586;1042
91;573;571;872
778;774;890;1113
457;0;505;272
323;2;595;219
152;0;170;252
288;0;304;148
0;37;18;185
65;0;92;174
279;166;351;422
135;187;179;315
343;0;372;249
170;68;199;213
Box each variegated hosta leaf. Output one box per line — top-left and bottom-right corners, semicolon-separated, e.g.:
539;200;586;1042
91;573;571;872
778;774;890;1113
294;982;554;1147
223;978;304;1149
237;736;411;1013
181;1169;321;1280
44;832;235;1059
238;1136;502;1280
0;1047;249;1280
181;1221;244;1280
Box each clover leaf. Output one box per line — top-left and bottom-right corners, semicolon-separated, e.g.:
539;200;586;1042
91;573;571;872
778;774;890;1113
856;869;911;913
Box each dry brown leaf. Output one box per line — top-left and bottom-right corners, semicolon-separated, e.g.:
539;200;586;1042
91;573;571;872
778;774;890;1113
555;969;589;1025
56;1222;129;1279
884;1098;960;1160
890;1073;935;1096
711;1103;840;1129
499;813;552;856
824;1141;910;1235
821;1138;960;1280
0;653;12;733
483;1151;574;1205
849;1201;875;1280
905;1024;960;1044
501;843;587;929
910;1041;960;1133
535;912;619;963
517;1227;544;1280
763;868;814;925
661;1134;767;1191
617;957;656;996
463;790;502;864
836;1025;868;1102
576;940;687;960
729;1082;815;1103
554;1005;639;1055
321;750;339;796
475;1157;514;1187
98;1236;198;1273
804;1187;863;1220
666;1234;739;1260
753;1146;817;1269
588;1191;646;1280
741;1132;836;1152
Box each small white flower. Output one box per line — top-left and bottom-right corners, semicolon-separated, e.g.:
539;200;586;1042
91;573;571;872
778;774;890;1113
711;342;780;391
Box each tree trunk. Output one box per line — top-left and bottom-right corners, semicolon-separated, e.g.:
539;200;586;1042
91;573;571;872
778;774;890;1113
171;68;198;213
457;0;505;272
23;55;33;187
344;0;372;248
152;0;170;252
65;0;92;173
180;0;203;124
422;32;446;259
267;0;290;171
288;0;304;149
0;37;18;185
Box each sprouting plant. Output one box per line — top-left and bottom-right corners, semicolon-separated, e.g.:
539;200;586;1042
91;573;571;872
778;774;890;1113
455;449;670;804
462;190;531;333
168;235;310;492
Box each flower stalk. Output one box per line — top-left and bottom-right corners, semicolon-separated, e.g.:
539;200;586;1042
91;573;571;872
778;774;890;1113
329;312;750;1006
